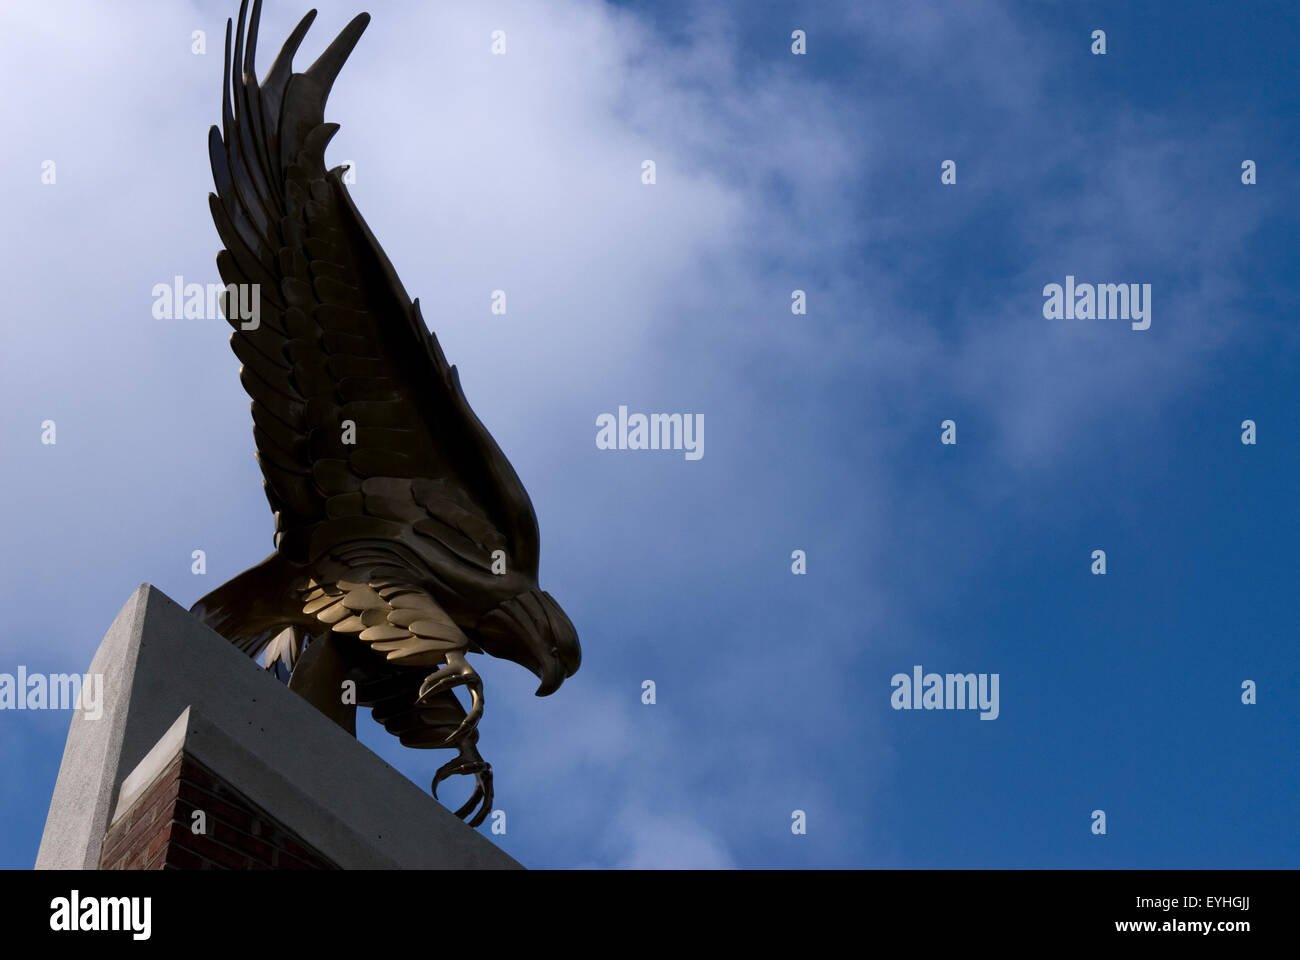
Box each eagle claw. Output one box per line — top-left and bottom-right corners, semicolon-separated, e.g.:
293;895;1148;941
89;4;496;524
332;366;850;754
432;743;493;827
415;651;484;747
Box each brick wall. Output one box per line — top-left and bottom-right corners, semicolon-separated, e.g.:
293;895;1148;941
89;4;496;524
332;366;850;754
99;752;337;870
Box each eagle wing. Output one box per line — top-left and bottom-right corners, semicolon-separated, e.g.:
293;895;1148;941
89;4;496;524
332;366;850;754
208;0;540;594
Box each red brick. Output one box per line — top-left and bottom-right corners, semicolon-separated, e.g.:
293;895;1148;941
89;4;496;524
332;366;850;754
100;833;131;867
137;773;182;818
279;836;331;868
179;832;253;870
99;838;127;870
183;789;256;834
99;757;187;869
177;760;216;790
274;850;321;870
110;797;175;863
145;820;180;863
162;845;206;870
176;780;215;809
143;847;168;870
104;750;337;870
120;759;183;827
224;829;278;866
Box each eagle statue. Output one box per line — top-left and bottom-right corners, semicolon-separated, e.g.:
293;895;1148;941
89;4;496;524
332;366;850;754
191;0;581;828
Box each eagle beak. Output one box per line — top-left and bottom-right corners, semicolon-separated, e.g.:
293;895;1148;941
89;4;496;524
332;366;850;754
475;590;580;696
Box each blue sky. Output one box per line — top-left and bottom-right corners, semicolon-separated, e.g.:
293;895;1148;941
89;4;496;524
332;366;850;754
0;0;1296;868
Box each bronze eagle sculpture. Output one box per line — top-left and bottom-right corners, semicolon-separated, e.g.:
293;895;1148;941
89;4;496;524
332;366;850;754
191;0;581;828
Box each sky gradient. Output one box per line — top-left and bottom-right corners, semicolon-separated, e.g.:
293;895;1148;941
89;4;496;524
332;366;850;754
0;0;1296;868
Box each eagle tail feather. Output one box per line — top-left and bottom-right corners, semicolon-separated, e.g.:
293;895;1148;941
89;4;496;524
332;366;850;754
190;551;310;658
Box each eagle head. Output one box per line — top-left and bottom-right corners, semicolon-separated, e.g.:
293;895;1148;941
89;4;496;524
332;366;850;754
473;589;581;696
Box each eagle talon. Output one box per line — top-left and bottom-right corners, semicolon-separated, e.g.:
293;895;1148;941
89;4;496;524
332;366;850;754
415;651;484;746
432;742;493;827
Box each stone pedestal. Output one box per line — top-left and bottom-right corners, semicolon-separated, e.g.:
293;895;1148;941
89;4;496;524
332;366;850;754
36;585;520;870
